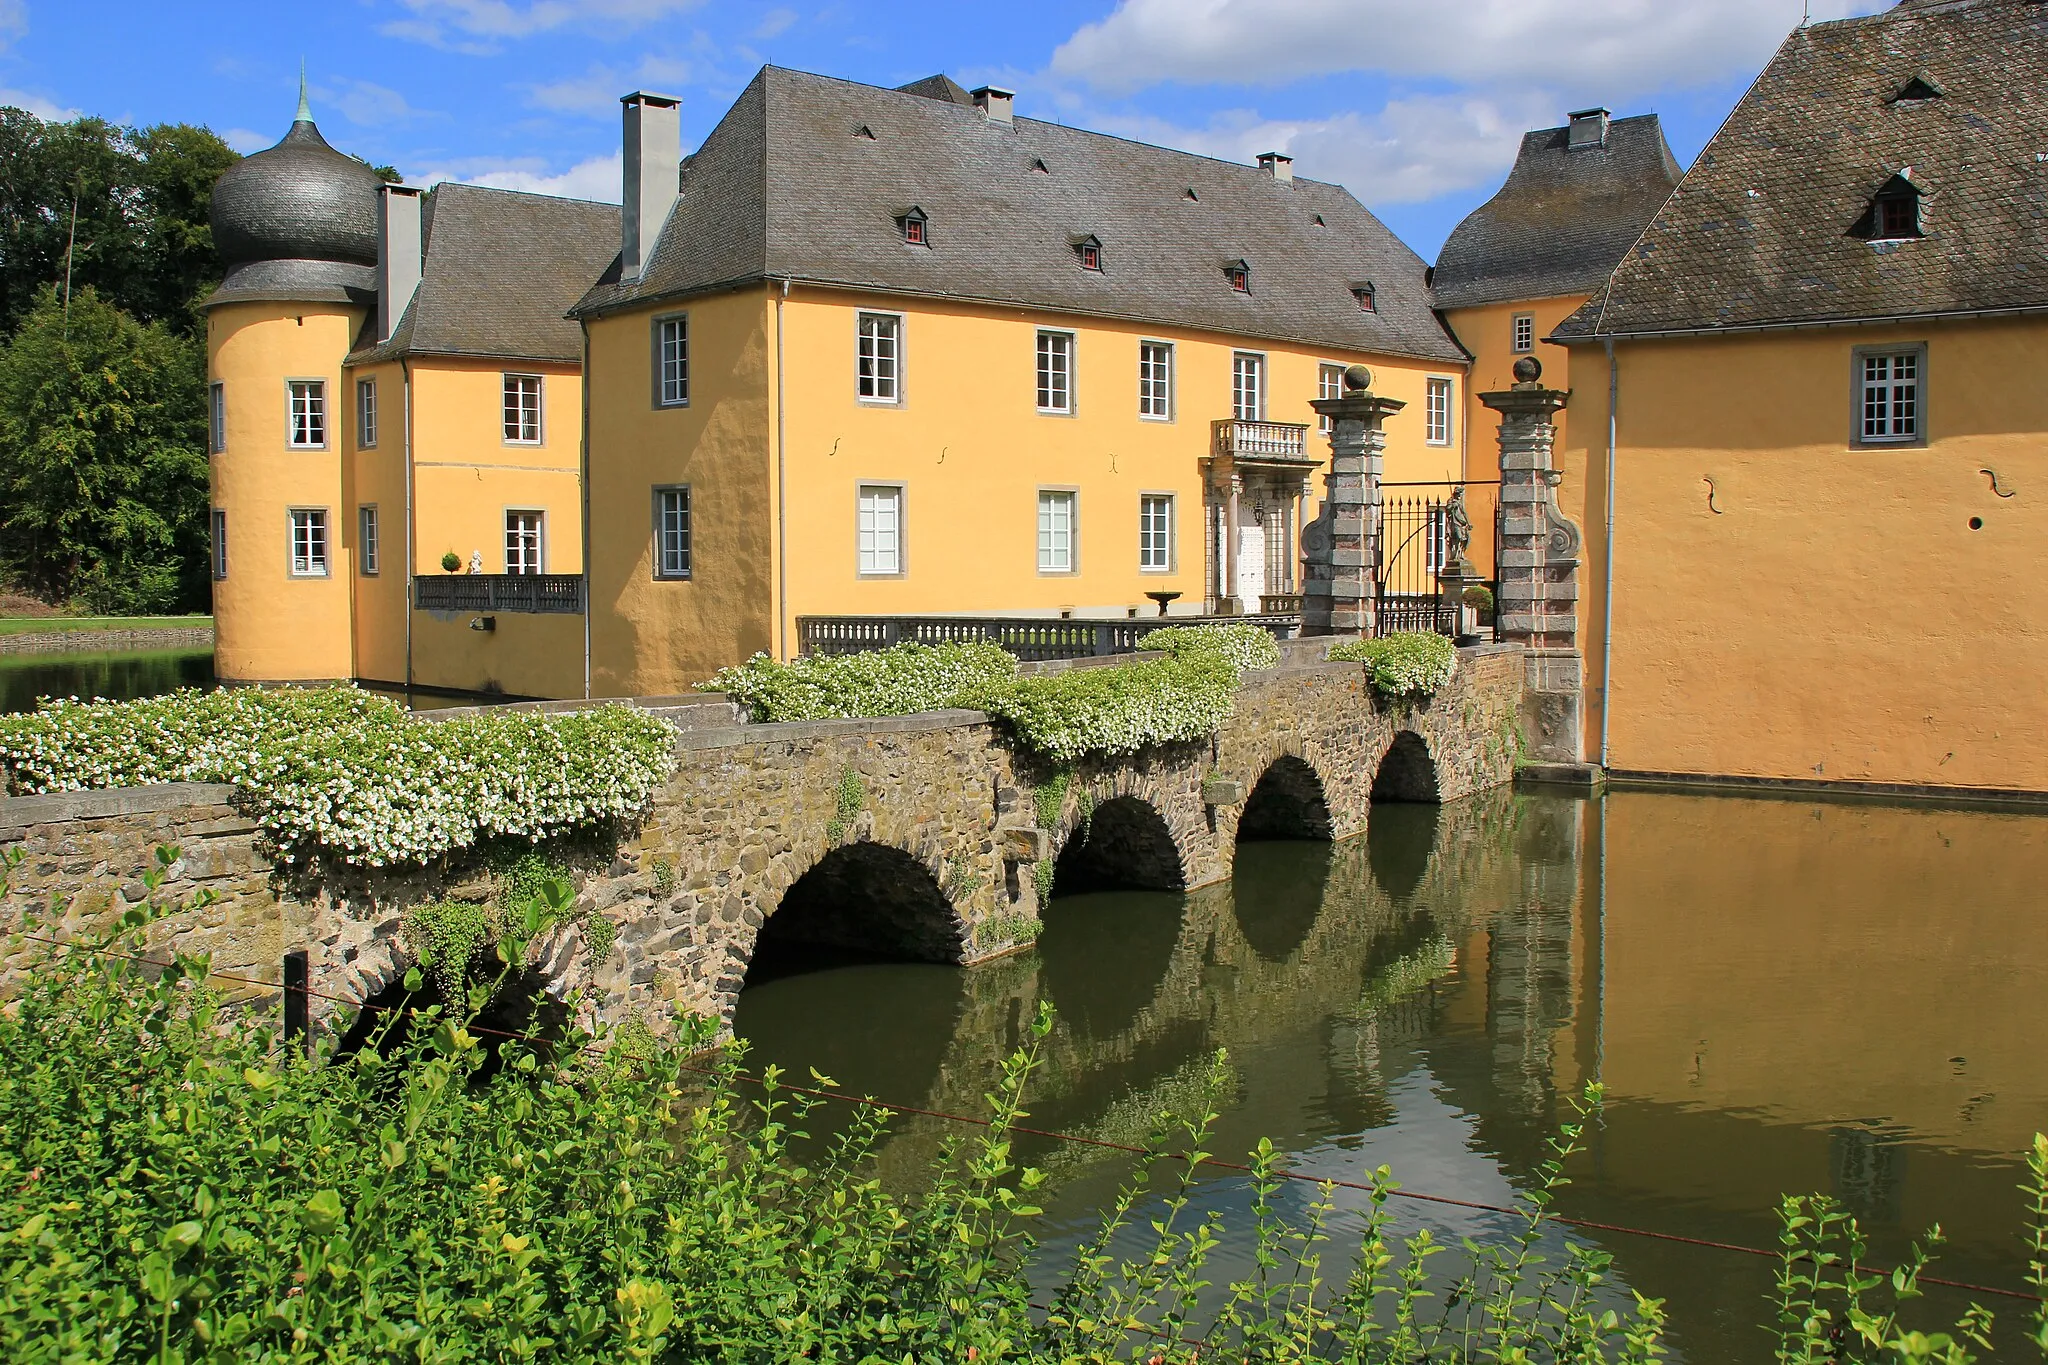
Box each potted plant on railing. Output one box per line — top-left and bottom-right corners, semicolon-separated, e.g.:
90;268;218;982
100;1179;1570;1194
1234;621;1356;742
441;552;462;574
1463;584;1495;635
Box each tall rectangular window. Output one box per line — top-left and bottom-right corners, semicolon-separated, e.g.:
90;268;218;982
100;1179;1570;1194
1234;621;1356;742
1426;377;1453;445
505;510;544;574
358;505;380;576
1512;314;1535;354
655;314;689;407
857;312;902;403
288;509;328;577
1038;490;1076;573
653;485;692;579
288;381;326;449
1138;341;1173;419
1139;494;1173;572
209;382;225;454
503;375;542;444
210;509;227;580
1231;352;1265;421
1859;349;1922;442
1037;331;1073;413
857;484;904;575
356;379;378;449
1317;362;1344;435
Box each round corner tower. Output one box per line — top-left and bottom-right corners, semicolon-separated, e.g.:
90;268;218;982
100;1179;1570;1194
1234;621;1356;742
204;85;383;683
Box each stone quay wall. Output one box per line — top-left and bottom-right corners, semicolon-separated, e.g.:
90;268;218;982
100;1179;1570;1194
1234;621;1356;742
0;626;215;656
1;642;1529;1035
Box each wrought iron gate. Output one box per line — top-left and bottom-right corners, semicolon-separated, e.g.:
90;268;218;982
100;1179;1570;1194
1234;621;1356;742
1373;481;1502;638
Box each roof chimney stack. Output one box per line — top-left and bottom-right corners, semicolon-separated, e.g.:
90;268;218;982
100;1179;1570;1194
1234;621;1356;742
1257;151;1294;183
971;85;1015;125
376;184;424;342
1567;108;1611;150
621;91;682;282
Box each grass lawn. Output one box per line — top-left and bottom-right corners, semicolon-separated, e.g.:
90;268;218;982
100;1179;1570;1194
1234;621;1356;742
0;615;213;637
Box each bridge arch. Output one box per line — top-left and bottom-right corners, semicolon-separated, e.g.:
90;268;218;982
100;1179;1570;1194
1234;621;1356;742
743;840;967;986
1237;755;1335;843
1371;730;1442;804
1051;791;1189;897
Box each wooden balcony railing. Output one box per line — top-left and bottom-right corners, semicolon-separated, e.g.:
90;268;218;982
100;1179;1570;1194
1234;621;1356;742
1212;418;1313;462
414;573;586;615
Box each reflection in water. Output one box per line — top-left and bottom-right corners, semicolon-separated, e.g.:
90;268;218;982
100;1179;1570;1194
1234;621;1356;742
1;648;215;713
734;789;2048;1361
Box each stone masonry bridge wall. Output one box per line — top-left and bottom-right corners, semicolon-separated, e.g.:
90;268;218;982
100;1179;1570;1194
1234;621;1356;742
1;643;1528;1037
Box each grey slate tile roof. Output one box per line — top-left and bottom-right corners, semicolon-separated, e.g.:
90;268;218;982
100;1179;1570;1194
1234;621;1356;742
1556;0;2048;340
351;182;619;364
1431;115;1681;310
573;66;1463;364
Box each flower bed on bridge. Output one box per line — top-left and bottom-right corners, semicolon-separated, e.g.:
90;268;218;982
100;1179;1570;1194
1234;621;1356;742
1329;630;1459;699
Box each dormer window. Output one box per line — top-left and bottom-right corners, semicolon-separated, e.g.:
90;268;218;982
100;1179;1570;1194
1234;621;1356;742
1031;157;1050;174
1857;175;1924;241
1072;235;1102;271
1892;76;1943;103
855;124;876;140
1311;213;1327;228
1184;187;1199;202
898;206;929;247
1352;282;1377;313
1225;259;1250;292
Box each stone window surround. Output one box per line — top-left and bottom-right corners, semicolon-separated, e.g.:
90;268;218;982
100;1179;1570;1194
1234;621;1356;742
287;507;329;578
286;378;327;450
856;481;907;578
1850;342;1928;449
1138;339;1174;421
1038;486;1079;575
502;373;544;446
652;312;690;408
856;310;905;406
652;484;692;580
1139;491;1175;573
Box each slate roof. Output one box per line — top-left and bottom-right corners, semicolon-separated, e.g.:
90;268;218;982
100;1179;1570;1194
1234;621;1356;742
351;182;618;364
1555;0;2048;341
573;66;1463;363
1431;115;1681;310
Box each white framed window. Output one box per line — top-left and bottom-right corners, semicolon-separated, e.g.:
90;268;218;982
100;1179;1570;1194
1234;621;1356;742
1231;351;1265;421
653;485;691;579
1138;341;1173;420
857;312;902;403
1139;493;1174;572
288;509;328;577
856;483;905;576
208;382;225;454
1426;505;1449;575
1317;362;1344;435
356;378;378;449
1856;347;1924;444
654;314;689;407
1512;314;1535;354
1425;377;1453;446
358;506;379;576
210;509;227;580
1037;331;1074;413
503;374;542;444
505;510;544;575
287;381;326;449
1038;489;1076;574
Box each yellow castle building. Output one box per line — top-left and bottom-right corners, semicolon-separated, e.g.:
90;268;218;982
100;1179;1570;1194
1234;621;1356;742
206;71;1471;699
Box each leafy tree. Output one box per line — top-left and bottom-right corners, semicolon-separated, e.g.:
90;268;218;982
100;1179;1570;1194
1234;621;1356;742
0;285;210;612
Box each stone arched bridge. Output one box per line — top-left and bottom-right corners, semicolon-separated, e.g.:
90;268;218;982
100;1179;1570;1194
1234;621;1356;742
0;641;1529;1034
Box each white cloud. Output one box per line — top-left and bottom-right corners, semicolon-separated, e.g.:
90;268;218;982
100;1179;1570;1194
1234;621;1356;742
1054;0;1887;102
0;86;75;120
416;150;623;202
525;57;691;116
385;0;703;46
0;0;23;43
753;7;796;40
318;78;433;128
223;127;271;153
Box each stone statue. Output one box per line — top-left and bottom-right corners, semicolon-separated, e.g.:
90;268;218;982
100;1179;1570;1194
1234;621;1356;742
1444;486;1473;565
468;550;484;575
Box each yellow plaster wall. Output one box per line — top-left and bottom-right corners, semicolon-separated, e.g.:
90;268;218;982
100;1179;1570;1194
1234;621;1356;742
344;360;409;686
1563;318;2048;790
775;287;1464;646
584;288;776;697
408;360;584;576
409;610;586;699
206;302;360;683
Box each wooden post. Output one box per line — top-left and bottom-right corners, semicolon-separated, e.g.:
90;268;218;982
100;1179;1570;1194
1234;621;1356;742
283;950;309;1054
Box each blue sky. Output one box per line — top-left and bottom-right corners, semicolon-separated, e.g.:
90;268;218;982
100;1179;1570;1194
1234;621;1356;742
0;0;1888;259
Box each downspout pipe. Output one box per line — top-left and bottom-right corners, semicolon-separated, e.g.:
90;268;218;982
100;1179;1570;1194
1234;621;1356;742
775;278;791;660
402;356;415;694
1599;338;1617;769
580;321;593;699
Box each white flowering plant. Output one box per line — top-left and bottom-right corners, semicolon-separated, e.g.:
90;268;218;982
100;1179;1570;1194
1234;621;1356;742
960;656;1239;765
0;688;677;868
1328;631;1459;699
700;642;1018;722
1134;622;1282;674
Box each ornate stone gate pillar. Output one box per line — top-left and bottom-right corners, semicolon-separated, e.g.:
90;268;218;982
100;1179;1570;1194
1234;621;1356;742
1303;365;1402;637
1481;356;1584;765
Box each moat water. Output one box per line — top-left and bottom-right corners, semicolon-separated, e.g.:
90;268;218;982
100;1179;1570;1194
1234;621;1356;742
735;788;2048;1361
1;649;471;714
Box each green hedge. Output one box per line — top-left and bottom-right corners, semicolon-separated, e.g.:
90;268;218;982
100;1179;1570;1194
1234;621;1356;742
701;641;1017;723
965;655;1238;765
1329;632;1459;700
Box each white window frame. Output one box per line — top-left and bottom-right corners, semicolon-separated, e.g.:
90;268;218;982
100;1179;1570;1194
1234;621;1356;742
1853;345;1926;446
288;508;329;578
503;374;543;445
504;509;545;575
1037;488;1078;575
357;378;378;449
1316;362;1344;436
1425;376;1454;446
210;508;227;580
1139;493;1174;573
652;485;692;580
856;482;906;577
1036;330;1075;414
208;382;225;454
1231;351;1266;422
856;311;904;405
1512;313;1535;354
653;313;689;408
358;505;379;576
286;380;327;450
1138;340;1174;421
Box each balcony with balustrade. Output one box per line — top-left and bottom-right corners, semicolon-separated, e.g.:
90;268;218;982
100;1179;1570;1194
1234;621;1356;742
1211;418;1316;465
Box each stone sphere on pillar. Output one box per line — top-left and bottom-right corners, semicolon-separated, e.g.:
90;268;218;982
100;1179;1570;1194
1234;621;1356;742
1343;364;1373;392
1513;356;1544;385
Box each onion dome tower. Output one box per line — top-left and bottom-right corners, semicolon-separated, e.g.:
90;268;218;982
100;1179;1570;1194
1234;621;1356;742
203;76;384;685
